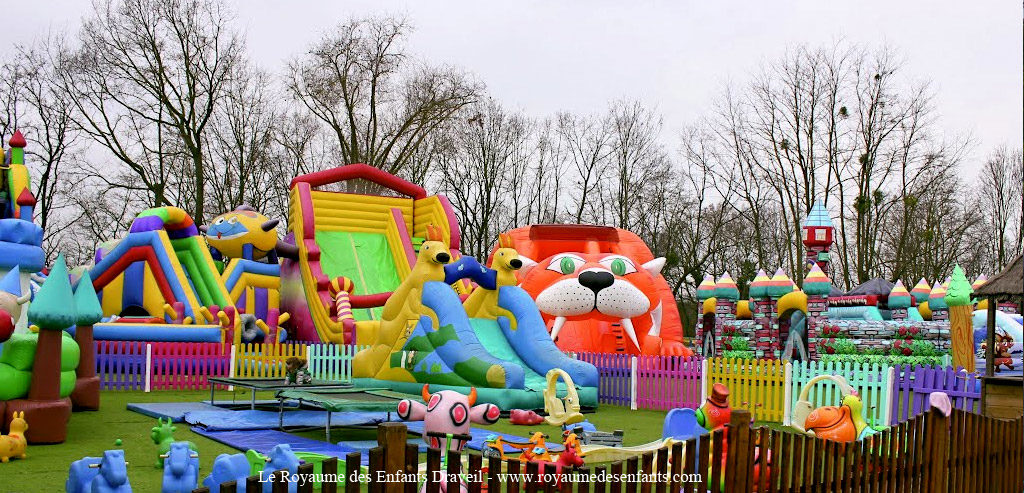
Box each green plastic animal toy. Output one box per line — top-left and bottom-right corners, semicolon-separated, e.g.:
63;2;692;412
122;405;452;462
150;418;197;468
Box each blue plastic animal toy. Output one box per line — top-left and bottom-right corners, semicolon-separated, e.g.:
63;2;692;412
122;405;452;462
161;442;199;493
90;449;131;493
65;456;101;493
203;453;252;493
262;444;300;493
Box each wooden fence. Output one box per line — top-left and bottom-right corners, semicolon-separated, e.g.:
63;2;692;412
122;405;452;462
787;360;893;429
307;344;366;381
194;408;1024;493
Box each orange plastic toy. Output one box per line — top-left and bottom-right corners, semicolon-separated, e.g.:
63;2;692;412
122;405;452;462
696;383;732;431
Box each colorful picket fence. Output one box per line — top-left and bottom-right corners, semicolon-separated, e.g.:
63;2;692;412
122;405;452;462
149;342;231;390
307;344;366;381
788;359;893;428
95;341;147;390
574;351;634;406
705;357;788;422
233;342;307;378
635;354;703;410
890;364;982;423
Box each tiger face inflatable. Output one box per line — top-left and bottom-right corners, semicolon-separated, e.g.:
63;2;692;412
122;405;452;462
519;252;689;355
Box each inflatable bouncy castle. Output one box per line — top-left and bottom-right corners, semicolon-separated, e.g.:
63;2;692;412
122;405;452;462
494;225;691;356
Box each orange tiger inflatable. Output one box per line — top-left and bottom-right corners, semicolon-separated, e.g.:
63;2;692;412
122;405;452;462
492;225;690;356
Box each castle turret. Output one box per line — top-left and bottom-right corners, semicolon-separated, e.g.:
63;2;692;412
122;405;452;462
910;278;931;305
749;269;774;358
695;274;716;356
802;264;831;359
928;281;949;321
887;280;912;321
802;201;835;278
713;272;739;355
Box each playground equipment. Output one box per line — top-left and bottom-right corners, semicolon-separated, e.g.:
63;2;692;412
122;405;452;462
696;383;732;431
0;131;44;331
500;224;690;356
161;441;200;493
483;432;553;462
791;375;881;442
397;385;500;453
0;411;27;462
509;409;544;425
81;449;132;493
283;164;466;344
542;368;584;426
151;417;197;468
87;205;290;344
203;453;252;493
352;227;598;409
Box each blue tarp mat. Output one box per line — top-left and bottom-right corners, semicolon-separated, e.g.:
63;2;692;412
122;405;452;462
185;410;392;431
191;428;369;465
127;401;228;422
344;439;428;454
403;421;563;453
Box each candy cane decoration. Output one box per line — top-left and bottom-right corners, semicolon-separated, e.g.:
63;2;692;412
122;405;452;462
328;277;358;337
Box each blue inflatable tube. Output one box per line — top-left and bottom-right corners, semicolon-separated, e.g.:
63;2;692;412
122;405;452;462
420;281;526;389
496;286;599;388
73;323;223;342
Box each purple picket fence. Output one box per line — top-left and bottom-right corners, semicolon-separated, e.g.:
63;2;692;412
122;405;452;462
95;341;147;390
575;352;633;406
889;364;982;424
150;342;231;391
636;354;703;410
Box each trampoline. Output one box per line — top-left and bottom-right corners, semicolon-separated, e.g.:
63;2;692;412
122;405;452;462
274;388;415;441
207;377;353;409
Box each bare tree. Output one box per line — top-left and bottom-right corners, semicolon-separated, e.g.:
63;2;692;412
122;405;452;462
979;146;1024;267
287;15;482;178
558;112;613;223
56;0;243;223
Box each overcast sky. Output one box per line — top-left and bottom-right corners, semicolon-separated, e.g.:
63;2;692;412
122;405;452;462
4;0;1021;174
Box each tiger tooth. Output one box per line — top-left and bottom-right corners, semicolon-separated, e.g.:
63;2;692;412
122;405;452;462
551;316;567;341
621;318;641;349
649;302;663;337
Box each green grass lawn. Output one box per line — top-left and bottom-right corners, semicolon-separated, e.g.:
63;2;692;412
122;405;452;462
1;389;676;492
3;388;793;492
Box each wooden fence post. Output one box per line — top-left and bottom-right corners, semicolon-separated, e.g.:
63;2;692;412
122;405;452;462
630;356;638;410
725;409;754;492
883;365;896;426
144;343;152;393
377;422;408;493
923;407;950;492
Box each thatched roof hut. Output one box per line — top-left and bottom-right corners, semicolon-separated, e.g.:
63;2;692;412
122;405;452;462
976;254;1023;297
977;253;1023;419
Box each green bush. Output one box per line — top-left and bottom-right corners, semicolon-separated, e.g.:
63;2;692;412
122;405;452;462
723;350;755;360
831;339;858;354
821;354;946;366
728;337;750;352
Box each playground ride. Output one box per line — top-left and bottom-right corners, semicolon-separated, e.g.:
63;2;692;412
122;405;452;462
67;448;132;493
791;375;881;442
397;385;500;452
542;368;584;426
500;224;690;356
283;164;466;344
151;417;198;468
0;411;27;462
352;228;598;409
160;441;200;493
0;131;44;331
87;205;291;345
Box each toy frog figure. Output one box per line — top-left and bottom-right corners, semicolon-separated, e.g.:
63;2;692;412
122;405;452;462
696;383;732;431
284;357;312;385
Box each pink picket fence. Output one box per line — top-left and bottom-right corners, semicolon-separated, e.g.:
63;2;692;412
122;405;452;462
149;342;232;390
635;354;703;410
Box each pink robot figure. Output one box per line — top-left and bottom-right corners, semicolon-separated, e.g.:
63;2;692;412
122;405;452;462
397;385;501;453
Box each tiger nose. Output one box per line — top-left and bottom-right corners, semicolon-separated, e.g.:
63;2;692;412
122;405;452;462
578;270;614;294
